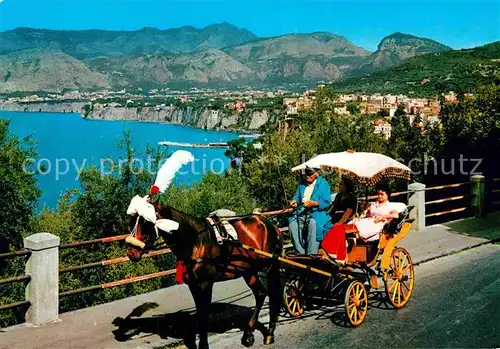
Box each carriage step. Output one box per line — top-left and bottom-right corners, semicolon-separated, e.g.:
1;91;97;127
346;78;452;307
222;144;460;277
370;274;380;289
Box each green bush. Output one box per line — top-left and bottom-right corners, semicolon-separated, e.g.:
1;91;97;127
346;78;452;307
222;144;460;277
0;120;40;327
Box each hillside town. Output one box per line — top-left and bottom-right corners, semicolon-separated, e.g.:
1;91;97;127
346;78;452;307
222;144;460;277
282;90;461;139
0;87;463;139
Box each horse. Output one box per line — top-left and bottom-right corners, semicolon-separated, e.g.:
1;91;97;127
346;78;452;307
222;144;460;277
126;202;284;349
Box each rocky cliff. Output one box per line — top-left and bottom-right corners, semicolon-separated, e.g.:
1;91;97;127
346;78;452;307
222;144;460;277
0;101;279;130
87;103;279;130
0;102;87;113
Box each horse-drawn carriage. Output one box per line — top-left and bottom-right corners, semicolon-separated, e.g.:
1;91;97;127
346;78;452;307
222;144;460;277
280;150;415;326
281;211;414;325
124;149;415;348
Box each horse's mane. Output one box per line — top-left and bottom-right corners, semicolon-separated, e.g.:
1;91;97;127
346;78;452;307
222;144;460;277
159;204;208;233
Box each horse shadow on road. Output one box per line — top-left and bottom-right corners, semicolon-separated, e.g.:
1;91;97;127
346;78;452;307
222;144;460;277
111;301;265;349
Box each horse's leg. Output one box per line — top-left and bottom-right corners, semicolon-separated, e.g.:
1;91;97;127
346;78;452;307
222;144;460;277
264;262;281;345
241;273;267;347
189;281;213;349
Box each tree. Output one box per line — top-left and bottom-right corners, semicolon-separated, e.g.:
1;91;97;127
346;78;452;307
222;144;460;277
377;109;390;118
0;120;40;252
244;131;317;210
225;138;261;173
82;104;93;118
388;106;440;182
0;120;40;327
346;102;360;115
438;81;500;177
72;131;163;240
162;171;255;217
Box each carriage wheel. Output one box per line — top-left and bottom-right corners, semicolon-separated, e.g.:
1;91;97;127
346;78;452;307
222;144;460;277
384;247;414;308
283;278;305;317
344;280;368;326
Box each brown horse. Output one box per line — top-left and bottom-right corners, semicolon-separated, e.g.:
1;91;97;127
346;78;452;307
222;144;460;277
126;203;284;349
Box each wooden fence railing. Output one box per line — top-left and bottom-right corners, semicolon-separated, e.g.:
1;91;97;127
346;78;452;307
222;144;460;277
1;175;497;326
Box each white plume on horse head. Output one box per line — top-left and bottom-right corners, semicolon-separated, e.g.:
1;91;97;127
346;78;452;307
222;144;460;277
153;150;195;193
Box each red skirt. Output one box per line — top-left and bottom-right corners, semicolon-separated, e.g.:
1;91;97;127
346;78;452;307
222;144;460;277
175;261;187;284
321;224;356;261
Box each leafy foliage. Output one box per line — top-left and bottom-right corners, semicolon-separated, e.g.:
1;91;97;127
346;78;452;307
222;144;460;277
162;171;255;217
388;105;443;181
331;42;500;97
0;120;40;251
0;120;41;326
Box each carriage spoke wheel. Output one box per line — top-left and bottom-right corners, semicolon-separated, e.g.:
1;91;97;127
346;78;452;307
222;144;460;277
344;280;368;326
384;247;414;308
283;278;305;317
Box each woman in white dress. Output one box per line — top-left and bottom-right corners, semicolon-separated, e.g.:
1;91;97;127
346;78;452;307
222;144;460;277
355;183;399;241
321;182;399;262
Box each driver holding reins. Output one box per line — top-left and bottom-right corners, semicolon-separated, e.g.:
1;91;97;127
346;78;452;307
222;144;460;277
289;166;333;254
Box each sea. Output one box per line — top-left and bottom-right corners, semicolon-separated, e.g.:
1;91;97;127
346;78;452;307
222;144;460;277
0;111;241;209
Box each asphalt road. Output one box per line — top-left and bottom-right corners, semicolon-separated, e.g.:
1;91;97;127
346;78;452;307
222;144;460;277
207;244;500;349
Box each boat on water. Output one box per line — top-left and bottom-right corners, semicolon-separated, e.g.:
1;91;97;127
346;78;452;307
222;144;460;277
239;133;263;139
158;141;229;148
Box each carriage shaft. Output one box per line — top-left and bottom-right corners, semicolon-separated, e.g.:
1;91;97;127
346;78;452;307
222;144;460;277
236;242;333;277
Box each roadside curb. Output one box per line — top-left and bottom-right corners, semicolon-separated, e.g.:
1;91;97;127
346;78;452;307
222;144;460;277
413;236;500;267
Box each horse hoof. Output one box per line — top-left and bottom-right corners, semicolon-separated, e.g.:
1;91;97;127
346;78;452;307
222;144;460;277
264;335;275;345
241;333;255;347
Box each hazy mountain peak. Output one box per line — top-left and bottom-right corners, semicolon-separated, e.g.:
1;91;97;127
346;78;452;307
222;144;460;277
0;23;258;59
350;32;453;75
139;27;161;33
0;48;109;93
378;32;452;52
1;25;488;92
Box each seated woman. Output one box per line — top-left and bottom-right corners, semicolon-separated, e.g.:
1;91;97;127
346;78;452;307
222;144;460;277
321;182;399;263
328;176;357;225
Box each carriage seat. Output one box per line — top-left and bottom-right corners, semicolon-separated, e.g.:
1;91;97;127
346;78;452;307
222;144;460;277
382;203;411;236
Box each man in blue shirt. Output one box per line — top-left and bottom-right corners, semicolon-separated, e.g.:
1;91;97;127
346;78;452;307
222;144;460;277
289;167;333;254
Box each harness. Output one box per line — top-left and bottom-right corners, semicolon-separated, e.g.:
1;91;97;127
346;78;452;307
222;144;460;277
206;216;239;245
125;215;174;249
126;216;146;249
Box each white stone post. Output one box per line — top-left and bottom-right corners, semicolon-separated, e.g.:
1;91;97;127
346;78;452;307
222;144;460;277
409;182;426;232
24;233;60;326
470;174;486;218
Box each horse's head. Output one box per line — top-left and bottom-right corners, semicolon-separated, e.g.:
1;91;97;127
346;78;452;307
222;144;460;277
125;195;179;262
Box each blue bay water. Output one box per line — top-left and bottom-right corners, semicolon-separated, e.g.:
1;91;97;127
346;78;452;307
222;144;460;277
0;111;241;209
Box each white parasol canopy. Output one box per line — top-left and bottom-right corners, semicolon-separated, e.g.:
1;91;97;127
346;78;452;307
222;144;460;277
291;150;411;185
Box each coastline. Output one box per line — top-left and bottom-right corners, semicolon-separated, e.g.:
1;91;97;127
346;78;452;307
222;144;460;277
0;109;245;209
0;102;277;133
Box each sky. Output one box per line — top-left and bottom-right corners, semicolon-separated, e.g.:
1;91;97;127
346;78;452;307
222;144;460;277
0;0;498;51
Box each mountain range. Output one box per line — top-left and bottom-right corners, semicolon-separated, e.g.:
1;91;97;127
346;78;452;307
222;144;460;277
0;22;489;93
330;41;500;96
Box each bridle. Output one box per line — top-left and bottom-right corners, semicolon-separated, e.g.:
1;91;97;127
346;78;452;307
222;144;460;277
125;207;171;251
125;215;150;250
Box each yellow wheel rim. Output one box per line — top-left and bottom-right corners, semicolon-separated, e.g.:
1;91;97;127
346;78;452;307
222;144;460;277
284;279;305;317
345;280;368;326
384;247;414;308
